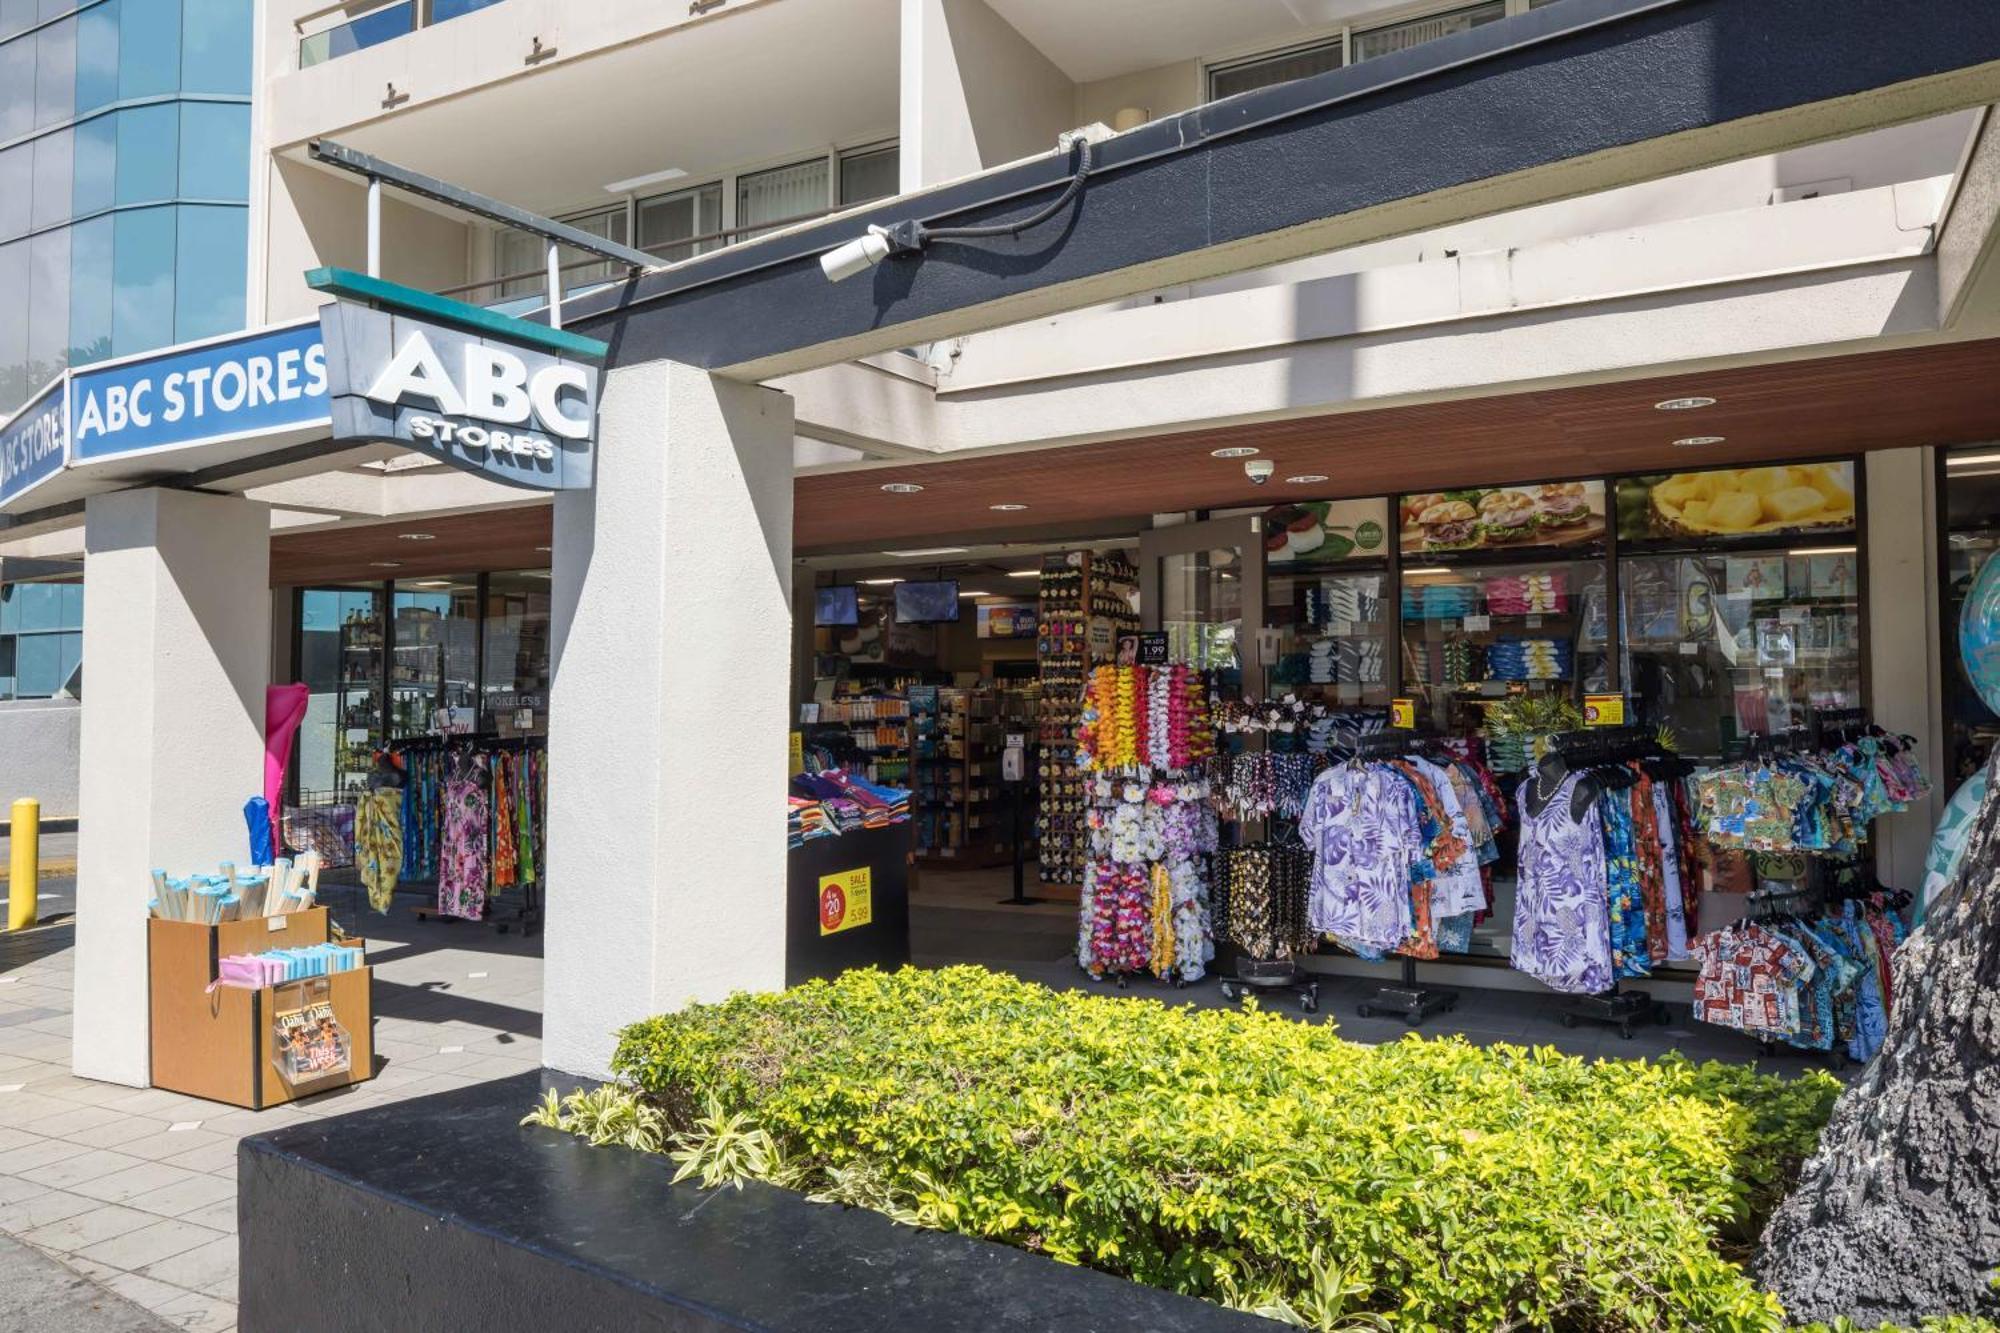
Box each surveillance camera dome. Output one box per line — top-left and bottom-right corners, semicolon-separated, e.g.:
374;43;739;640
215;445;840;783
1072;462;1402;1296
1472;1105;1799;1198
1244;458;1275;485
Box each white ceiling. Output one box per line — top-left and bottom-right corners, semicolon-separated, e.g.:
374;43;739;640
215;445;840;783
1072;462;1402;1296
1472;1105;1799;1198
330;0;901;218
982;0;1379;83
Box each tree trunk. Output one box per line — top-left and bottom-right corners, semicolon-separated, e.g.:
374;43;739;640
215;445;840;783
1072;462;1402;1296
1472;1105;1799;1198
1756;775;2000;1326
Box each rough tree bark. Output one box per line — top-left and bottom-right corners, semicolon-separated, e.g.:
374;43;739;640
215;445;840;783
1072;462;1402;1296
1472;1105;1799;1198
1756;773;2000;1326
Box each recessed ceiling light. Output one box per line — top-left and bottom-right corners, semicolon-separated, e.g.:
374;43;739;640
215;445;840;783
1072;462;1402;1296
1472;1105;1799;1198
535;545;552;553
603;166;688;194
1007;569;1040;578
882;546;968;557
369;561;403;569
1285;474;1329;485
989;503;1028;512
1654;396;1717;411
1210;446;1260;459
398;532;436;541
881;482;924;494
1673;436;1727;447
859;577;902;585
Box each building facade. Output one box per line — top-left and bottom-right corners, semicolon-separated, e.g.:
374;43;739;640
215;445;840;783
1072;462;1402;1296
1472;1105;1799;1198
2;0;1999;1083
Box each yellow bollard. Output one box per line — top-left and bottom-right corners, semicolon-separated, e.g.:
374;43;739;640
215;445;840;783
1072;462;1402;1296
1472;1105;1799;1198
8;799;37;931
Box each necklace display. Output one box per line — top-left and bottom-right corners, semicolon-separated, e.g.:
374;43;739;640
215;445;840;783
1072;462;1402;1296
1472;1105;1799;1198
1076;662;1218;982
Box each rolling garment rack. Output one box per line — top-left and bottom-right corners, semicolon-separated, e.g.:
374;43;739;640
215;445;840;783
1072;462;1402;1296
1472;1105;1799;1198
1537;725;1679;1039
1349;727;1460;1027
396;734;547;936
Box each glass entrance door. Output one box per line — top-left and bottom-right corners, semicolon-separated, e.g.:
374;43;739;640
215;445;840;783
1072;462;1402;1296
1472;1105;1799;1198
1140;516;1266;683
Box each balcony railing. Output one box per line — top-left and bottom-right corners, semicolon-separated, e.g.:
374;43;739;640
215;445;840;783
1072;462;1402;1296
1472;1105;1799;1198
298;0;511;68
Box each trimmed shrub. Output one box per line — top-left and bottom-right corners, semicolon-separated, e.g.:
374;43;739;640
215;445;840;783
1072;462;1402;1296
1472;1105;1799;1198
608;966;1845;1331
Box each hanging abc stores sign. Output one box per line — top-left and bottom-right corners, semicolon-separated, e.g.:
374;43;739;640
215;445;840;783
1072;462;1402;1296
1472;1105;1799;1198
318;297;600;491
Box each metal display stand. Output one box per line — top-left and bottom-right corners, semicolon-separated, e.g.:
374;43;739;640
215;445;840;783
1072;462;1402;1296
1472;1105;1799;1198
1349;729;1458;1026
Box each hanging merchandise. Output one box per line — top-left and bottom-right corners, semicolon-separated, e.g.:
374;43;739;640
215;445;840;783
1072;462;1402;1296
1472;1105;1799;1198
355;788;403;914
1038;554;1140;884
1299;735;1502;962
439;759;491;921
1216;844;1315;962
1509;729;1704;997
391;739;549;925
1689;890;1909;1062
1075;662;1218;982
1690;728;1930;855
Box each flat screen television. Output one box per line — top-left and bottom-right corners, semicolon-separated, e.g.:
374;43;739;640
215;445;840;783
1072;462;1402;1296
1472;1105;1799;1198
814;585;860;627
894;579;961;624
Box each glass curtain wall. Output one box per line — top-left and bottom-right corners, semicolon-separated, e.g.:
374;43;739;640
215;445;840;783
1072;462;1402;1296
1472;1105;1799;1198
1942;447;2000;783
0;0;253;415
0;579;83;700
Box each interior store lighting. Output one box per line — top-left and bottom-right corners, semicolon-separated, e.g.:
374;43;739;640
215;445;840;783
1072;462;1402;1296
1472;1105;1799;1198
1210;446;1260;458
882;546;968;557
1947;451;2000;468
1788;546;1857;556
1654;396;1717;410
1402;566;1452;576
859;577;903;585
1285;474;1329;484
1007;569;1040;577
958;589;993;598
1673;436;1726;447
398;532;435;540
989;503;1029;511
369;561;403;569
880;482;924;494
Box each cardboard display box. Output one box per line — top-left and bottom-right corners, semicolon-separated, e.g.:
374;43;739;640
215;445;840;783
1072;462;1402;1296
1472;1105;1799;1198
148;908;375;1110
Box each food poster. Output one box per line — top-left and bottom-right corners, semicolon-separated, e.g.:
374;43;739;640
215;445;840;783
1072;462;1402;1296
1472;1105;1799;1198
1617;462;1856;542
1264;498;1391;566
1396;481;1606;555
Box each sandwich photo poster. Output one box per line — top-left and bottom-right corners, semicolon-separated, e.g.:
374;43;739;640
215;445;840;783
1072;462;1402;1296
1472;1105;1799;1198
1397;480;1607;556
1263;497;1391;567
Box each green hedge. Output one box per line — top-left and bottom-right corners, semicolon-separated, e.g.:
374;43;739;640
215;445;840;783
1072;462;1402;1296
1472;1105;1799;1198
609;967;1871;1330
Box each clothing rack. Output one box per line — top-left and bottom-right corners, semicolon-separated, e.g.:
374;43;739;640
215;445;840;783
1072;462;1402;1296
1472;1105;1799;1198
1350;726;1461;1027
394;734;546;936
1543;726;1677;1039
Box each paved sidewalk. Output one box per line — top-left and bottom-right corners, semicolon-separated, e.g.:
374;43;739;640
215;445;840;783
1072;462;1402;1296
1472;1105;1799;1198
0;1231;171;1330
0;891;543;1331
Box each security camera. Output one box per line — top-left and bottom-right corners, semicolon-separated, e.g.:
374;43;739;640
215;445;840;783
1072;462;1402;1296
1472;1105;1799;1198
1244;458;1275;485
820;226;894;283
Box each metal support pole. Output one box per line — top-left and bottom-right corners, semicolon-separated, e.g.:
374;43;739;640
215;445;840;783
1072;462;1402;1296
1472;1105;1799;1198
366;177;382;278
8;798;38;931
545;241;562;329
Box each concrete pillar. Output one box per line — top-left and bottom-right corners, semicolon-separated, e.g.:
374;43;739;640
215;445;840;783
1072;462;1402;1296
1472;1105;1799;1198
543;362;795;1079
898;0;1076;193
1866;447;1945;891
73;489;271;1087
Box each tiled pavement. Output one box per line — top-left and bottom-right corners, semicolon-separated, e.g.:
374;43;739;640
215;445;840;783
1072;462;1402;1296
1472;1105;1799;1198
0;884;542;1331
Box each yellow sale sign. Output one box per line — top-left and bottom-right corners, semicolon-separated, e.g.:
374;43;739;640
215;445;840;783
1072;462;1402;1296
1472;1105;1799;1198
1390;698;1417;729
1584;694;1626;726
818;866;873;936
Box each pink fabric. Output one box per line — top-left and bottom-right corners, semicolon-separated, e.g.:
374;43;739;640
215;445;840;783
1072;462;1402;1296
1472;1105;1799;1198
265;683;311;853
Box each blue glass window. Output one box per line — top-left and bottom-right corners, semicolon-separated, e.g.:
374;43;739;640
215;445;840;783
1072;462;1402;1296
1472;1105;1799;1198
299;1;411;67
0;241;27;413
431;0;507;21
59;581;82;628
0;1;35;42
0;145;28;241
29;126;72;230
0;34;34;141
71;111;115;217
181;0;249;94
115;102;177;205
177;102;246;200
15;631;62;697
118;0;179;99
66;212;111;364
0;584;15;631
26;225;70;382
17;581;60;630
33;16;75;131
73;0;118;113
111;205;174;354
172;203;243;342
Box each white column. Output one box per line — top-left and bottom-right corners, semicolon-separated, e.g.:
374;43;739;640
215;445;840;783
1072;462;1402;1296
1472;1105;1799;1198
73;489;271;1087
898;0;1076;193
1866;446;1945;891
543;361;795;1079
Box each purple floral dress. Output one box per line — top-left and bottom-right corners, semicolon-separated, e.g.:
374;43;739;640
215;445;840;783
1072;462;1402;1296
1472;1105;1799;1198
439;774;490;921
1300;765;1423;954
1511;773;1613;995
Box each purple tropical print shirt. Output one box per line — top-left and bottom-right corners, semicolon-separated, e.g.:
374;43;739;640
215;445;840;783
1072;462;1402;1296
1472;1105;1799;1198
1300;765;1423;954
1511;773;1614;995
